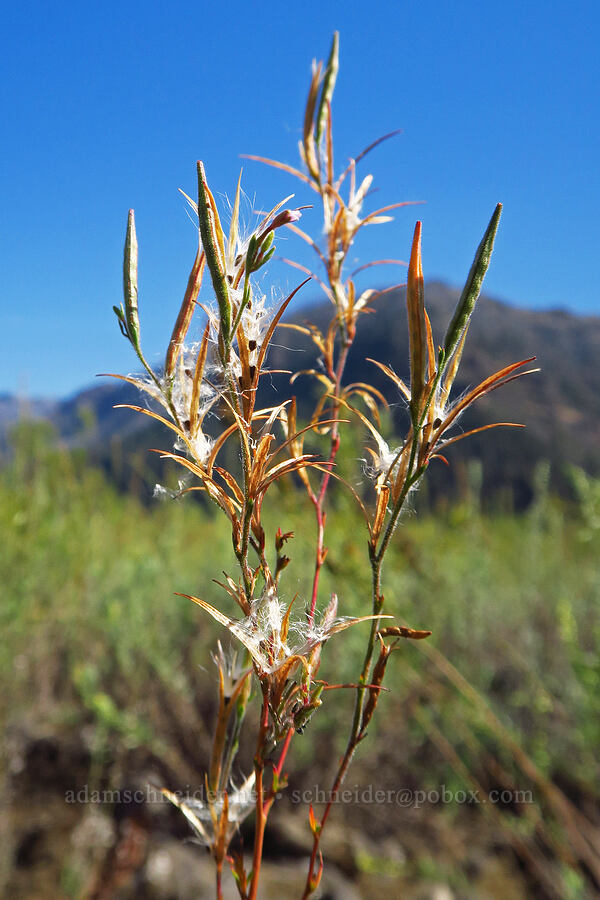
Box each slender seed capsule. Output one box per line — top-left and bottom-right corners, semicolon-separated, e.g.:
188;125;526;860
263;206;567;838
196;161;231;349
443;203;502;363
303;62;322;180
316;32;339;147
123;209;140;351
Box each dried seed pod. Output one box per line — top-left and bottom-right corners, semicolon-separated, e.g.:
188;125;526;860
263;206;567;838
371;485;390;545
360;637;392;734
378;625;432;640
165;250;205;379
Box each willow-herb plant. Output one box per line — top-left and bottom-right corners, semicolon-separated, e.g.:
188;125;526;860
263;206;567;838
108;33;536;900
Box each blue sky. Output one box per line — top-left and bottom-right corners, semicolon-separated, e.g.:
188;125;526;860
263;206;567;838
1;0;598;397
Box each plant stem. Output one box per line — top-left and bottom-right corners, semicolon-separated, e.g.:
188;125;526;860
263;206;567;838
220;700;247;794
376;434;422;564
274;727;294;778
225;367;255;606
301;558;382;898
237;498;255;604
263;726;293;817
308;338;351;624
135;347;186;434
248;687;270;900
216;860;224;900
302;425;424;896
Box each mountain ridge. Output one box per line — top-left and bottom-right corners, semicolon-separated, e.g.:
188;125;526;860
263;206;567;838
3;282;598;503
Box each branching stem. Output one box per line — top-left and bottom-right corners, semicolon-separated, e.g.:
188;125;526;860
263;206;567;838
302;415;424;895
308;338;351;625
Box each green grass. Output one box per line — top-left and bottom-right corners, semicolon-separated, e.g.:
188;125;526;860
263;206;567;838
2;422;599;885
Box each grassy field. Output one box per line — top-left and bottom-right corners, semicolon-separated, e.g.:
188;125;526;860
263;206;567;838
2;422;599;897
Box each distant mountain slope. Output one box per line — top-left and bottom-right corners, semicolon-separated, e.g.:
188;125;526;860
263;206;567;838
268;281;600;502
3;282;599;503
0;394;58;432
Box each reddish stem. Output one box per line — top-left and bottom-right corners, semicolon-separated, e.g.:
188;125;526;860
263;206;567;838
307;340;350;625
263;726;294;816
303;555;386;895
216;860;224;900
248;689;270;900
274;726;294;777
301;741;355;898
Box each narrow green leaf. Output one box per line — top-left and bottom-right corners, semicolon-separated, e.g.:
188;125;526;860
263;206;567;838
113;304;128;338
258;244;275;269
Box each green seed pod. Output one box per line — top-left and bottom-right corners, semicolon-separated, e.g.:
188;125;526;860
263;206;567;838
443;203;502;364
196;161;231;348
123;210;141;351
316;32;339;147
